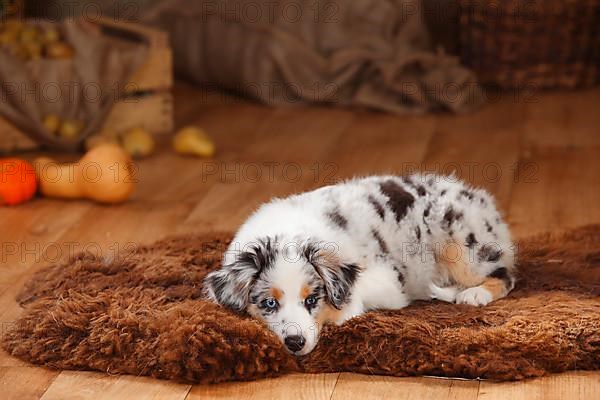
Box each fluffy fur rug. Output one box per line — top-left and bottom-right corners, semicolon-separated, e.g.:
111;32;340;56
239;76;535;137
3;225;599;383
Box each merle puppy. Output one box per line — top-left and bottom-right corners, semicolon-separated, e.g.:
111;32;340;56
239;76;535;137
205;174;515;355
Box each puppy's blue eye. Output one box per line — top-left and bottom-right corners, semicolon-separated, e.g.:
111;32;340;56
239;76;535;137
304;295;318;308
262;297;279;310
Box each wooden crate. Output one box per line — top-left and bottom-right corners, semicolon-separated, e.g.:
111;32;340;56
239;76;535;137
0;17;173;153
104;92;173;135
92;17;173;94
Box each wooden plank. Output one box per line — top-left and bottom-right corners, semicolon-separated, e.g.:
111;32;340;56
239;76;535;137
523;88;600;149
324;112;435;179
171;91;280;162
0;200;91;287
178;173;315;233
40;371;190;400
508;147;600;238
238;107;356;165
39;372;115;400
178;105;359;233
102;375;190;400
330;374;480;400
477;371;600;400
187;373;339;400
0;367;57;400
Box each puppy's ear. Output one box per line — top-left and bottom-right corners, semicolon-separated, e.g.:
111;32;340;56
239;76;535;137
304;242;361;309
204;238;277;312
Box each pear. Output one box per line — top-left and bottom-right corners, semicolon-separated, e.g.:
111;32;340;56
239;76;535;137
173;126;215;157
42;114;61;135
45;41;74;59
58;119;83;140
19;26;39;43
121;127;155;158
42;27;60;44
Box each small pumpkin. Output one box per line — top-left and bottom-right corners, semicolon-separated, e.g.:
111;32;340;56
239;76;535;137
0;158;37;206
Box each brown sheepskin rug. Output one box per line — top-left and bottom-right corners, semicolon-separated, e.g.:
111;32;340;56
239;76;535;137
3;225;599;383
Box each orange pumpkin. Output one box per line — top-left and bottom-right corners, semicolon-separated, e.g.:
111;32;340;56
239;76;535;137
0;158;37;206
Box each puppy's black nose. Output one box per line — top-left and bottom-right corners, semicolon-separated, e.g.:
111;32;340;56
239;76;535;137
284;335;306;352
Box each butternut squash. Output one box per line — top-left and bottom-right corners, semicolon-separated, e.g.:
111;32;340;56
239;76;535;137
34;144;135;204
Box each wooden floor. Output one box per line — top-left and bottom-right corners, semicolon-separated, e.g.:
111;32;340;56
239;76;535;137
1;83;599;399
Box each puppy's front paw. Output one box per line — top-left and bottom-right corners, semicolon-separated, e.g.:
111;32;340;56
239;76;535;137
429;283;459;303
456;287;493;306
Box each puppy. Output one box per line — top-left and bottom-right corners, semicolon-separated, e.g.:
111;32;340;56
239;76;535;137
205;174;516;355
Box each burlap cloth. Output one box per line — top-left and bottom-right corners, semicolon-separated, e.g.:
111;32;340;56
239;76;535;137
143;0;483;114
0;19;146;150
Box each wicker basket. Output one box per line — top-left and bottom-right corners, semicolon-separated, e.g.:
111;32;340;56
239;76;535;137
459;0;600;89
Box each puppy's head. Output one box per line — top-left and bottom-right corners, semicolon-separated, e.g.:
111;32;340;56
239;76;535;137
204;237;360;355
